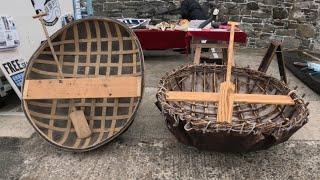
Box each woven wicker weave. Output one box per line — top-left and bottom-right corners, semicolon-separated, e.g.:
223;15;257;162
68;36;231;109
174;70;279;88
22;18;144;151
156;64;309;152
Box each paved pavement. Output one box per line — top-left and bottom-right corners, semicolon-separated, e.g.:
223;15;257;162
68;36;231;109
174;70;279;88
0;49;319;180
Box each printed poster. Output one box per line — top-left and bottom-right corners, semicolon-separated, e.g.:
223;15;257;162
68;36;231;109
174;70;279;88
31;0;61;26
0;16;20;51
0;58;27;99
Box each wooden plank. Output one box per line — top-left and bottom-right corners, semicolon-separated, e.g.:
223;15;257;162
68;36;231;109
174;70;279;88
193;46;202;64
302;51;320;61
258;42;277;73
234;94;294;105
69;110;92;139
166;91;220;102
276;45;288;83
166;91;294;105
191;43;229;49
222;48;228;65
137;77;142;97
259;44;277;72
23;76;141;100
257;42;287;84
217;82;235;123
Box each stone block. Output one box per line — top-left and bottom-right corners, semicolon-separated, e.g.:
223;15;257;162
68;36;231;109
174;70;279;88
314;40;320;51
103;2;125;11
239;23;255;36
232;0;246;3
229;15;241;22
256;39;269;48
263;0;277;6
252;11;271;19
275;29;296;36
282;37;301;49
242;17;262;23
228;9;240;15
260;33;273;40
224;2;237;9
273;7;288;19
296;24;316;38
290;10;306;22
262;24;275;33
247;2;259;10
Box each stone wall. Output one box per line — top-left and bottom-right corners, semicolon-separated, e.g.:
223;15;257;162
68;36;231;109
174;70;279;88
93;0;320;50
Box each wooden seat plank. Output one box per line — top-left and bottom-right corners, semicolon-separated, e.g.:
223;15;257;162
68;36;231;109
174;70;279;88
166;91;294;105
166;91;220;102
235;94;294;105
23;76;141;100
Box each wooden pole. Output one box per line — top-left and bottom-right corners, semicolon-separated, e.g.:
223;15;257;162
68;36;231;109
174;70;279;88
33;13;64;79
225;22;238;82
303;51;320;62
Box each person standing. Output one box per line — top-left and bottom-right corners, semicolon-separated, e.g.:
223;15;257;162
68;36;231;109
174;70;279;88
180;0;207;21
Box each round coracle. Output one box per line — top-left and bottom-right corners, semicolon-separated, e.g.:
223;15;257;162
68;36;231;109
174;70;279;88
156;64;309;152
22;17;144;151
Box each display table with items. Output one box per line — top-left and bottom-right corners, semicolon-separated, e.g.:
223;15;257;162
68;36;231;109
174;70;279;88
132;20;247;64
134;28;247;51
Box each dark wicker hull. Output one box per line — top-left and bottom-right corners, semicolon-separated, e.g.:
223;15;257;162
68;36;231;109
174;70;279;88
156;65;309;152
156;102;307;152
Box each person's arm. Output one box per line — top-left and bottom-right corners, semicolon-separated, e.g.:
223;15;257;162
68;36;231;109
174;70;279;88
180;0;189;19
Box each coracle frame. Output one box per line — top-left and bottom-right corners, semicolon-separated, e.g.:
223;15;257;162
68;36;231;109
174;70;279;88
22;17;144;152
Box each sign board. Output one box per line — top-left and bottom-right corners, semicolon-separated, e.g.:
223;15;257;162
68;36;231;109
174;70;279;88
61;14;74;27
0;58;27;98
73;0;93;20
0;16;20;51
31;0;61;26
73;0;82;20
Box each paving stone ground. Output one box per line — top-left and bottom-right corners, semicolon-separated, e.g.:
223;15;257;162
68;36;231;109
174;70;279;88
0;49;319;180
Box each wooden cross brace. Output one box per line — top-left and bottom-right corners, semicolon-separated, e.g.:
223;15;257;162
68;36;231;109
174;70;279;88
166;22;295;124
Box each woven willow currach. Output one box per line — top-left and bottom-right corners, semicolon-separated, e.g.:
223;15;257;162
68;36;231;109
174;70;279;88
22;18;144;151
156;64;309;152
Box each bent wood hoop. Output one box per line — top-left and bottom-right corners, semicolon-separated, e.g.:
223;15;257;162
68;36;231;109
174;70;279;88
22;17;144;151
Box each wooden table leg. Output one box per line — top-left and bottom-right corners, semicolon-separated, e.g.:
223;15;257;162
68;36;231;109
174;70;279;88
222;48;228;65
